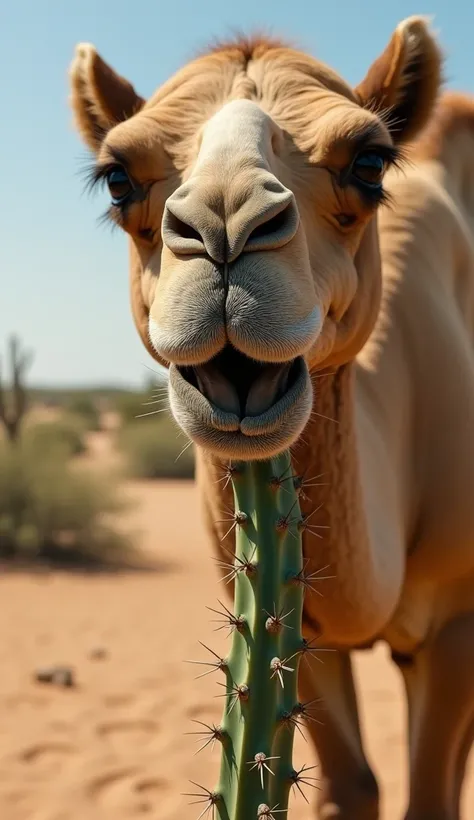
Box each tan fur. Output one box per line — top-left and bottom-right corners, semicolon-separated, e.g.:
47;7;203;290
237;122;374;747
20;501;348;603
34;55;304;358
69;17;474;817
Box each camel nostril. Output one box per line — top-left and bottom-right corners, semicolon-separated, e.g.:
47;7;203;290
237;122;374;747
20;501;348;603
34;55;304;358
243;198;299;254
161;207;206;255
161;197;225;262
167;212;203;243
248;208;291;242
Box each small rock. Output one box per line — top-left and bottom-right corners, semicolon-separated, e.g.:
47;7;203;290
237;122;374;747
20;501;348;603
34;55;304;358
89;646;108;661
52;667;75;687
34;666;75;688
35;667;55;684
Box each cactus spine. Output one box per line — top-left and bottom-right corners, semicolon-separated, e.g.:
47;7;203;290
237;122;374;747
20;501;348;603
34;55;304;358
188;450;315;819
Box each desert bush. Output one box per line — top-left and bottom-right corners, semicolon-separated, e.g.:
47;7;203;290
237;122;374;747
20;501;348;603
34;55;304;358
0;438;129;563
65;394;101;431
117;416;194;479
24;417;87;458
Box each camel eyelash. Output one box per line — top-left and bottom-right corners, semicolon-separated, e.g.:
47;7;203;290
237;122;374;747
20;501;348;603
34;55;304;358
79;159;151;230
352;179;388;207
79;159;116;196
76;160;128;226
95;207;124;233
340;142;406;206
75;159;120;228
368;143;404;166
79;144;136;194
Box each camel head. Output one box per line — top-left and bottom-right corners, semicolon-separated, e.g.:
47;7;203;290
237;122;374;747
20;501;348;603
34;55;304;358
69;17;441;460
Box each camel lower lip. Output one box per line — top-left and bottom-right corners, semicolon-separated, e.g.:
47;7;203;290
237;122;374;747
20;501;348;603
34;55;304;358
168;355;313;459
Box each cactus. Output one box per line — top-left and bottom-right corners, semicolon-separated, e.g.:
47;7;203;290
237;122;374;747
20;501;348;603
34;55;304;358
0;334;33;443
186;450;320;819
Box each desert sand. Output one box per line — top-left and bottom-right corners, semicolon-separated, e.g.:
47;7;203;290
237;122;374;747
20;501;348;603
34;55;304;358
0;464;473;819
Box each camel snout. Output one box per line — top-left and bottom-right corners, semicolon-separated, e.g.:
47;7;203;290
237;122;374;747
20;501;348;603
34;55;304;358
161;170;299;265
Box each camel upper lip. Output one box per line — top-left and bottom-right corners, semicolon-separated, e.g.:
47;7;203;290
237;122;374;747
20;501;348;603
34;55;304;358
170;345;307;434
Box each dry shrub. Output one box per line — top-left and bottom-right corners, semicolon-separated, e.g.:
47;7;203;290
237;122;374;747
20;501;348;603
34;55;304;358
23;417;87;458
65;394;102;431
117;416;195;480
0;437;130;564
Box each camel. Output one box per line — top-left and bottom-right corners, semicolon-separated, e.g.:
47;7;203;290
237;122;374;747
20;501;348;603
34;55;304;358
68;16;474;818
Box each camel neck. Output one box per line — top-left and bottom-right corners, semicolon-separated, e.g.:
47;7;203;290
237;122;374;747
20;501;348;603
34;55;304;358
292;363;366;566
293;363;361;514
291;363;386;645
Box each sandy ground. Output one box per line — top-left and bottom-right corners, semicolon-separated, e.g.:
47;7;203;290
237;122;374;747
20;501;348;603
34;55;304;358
0;457;473;818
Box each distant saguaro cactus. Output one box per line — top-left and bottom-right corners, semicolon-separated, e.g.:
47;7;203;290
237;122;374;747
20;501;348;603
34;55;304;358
186;451;321;819
0;335;33;443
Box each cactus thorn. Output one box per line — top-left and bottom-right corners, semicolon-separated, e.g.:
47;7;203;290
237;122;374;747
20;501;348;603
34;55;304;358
269;656;294;688
279;697;325;738
289;764;320;802
257;804;287;818
288;637;335;669
215;681;250;714
291;697;325;726
292;471;328;501
297;501;324;519
217;501;240;520
279;707;308;742
264;604;295;634
216;503;247;524
185;641;228;679
275;498;299;534
215;544;257;583
218;509;248;542
292;468;326;484
292;475;303;493
275;516;289;534
268;462;293;491
289;470;328;501
297;503;329;538
279;468;306;486
183;781;221;820
247;753;280;789
216;462;242;490
185;720;226;755
290;561;334;595
207;600;246;636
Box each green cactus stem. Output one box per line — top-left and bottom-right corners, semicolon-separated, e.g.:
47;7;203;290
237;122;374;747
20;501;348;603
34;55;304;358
204;451;309;820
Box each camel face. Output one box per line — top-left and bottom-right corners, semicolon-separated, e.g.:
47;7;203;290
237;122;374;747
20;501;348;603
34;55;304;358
70;18;441;459
150;90;393;460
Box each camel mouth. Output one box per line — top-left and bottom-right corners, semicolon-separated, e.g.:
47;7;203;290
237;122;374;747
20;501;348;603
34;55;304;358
181;345;300;417
168;344;313;460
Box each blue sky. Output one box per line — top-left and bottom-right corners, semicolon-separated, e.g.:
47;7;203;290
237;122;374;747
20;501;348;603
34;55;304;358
2;1;473;388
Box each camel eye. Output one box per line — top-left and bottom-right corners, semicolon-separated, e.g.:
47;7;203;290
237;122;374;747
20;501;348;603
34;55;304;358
351;151;385;187
106;166;133;205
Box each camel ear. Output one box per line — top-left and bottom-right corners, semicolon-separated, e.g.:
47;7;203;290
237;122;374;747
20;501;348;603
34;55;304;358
355;16;443;144
69;43;145;152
